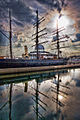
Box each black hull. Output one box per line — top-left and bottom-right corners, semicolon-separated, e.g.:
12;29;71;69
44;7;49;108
0;59;67;68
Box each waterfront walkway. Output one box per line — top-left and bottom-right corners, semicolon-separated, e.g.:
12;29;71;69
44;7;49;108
0;63;80;75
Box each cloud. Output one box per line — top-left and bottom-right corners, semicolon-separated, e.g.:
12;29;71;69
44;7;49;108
13;19;24;27
72;33;80;43
0;32;9;46
0;0;68;29
0;0;35;24
10;1;35;23
68;0;80;31
0;0;80;56
14;43;22;48
37;0;68;12
76;79;80;87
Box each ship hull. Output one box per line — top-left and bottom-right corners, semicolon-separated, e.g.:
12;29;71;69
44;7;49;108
0;59;67;68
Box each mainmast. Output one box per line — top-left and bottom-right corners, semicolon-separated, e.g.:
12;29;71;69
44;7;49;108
9;9;13;120
36;10;39;60
9;9;12;59
56;19;60;59
32;10;47;60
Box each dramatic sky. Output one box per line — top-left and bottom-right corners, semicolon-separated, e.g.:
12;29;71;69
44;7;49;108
0;0;80;57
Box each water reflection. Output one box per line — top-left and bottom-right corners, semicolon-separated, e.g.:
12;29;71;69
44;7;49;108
0;69;80;120
24;82;28;93
9;84;13;120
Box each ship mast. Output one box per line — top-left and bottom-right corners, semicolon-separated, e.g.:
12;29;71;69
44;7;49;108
9;9;12;59
32;10;47;60
51;16;69;58
36;10;39;60
9;9;13;120
57;19;60;59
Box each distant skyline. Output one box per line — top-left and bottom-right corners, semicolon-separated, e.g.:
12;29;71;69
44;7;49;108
0;0;80;57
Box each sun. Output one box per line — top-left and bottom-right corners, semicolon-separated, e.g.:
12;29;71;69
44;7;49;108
58;15;70;28
53;13;70;29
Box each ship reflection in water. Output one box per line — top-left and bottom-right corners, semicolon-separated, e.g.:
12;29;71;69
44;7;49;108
0;69;80;120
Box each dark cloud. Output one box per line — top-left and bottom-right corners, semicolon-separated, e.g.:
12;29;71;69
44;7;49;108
37;0;54;7
0;0;68;27
76;80;80;87
53;36;57;41
72;78;80;87
0;32;9;46
1;0;80;49
72;33;80;43
0;0;35;46
10;1;34;23
37;0;67;12
0;0;35;24
13;19;24;27
72;77;80;87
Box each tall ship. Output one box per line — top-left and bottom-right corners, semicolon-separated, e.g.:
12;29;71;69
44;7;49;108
0;10;68;69
0;45;68;68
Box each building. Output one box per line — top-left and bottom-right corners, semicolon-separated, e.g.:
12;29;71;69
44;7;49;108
22;45;29;59
29;44;57;59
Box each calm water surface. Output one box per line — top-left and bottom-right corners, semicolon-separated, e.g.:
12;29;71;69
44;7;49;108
0;69;80;120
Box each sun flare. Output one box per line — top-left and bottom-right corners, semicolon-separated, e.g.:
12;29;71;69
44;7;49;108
53;13;70;29
58;15;70;28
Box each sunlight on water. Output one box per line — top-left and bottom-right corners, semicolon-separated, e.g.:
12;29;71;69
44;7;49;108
0;69;80;120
